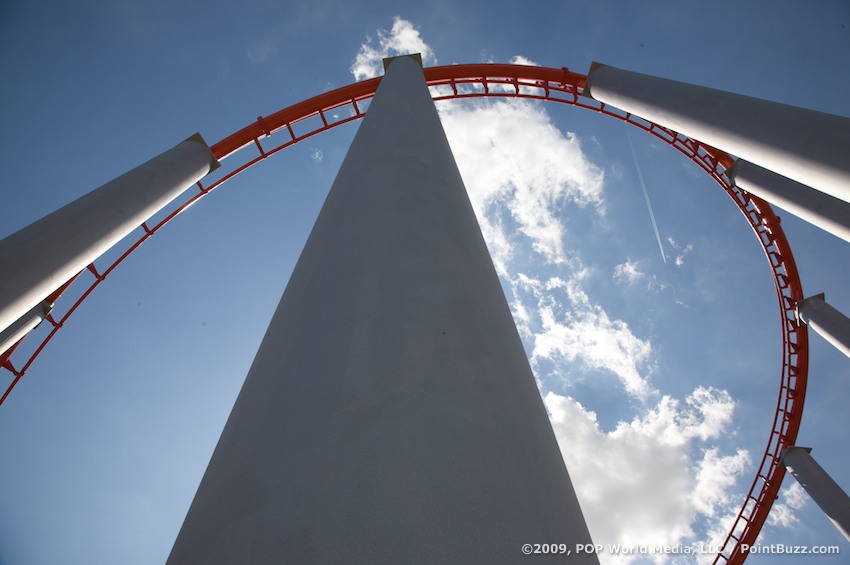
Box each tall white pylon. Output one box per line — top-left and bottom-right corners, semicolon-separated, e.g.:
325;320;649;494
168;55;597;564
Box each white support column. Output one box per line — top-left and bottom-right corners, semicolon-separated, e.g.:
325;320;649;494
0;300;52;357
728;160;850;243
584;63;850;204
796;294;850;359
0;134;218;337
168;55;597;564
782;446;850;542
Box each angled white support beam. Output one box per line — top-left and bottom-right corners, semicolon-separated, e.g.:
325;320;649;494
584;63;850;204
0;300;52;357
168;55;597;564
0;134;218;338
796;294;850;360
728;160;850;243
782;446;850;542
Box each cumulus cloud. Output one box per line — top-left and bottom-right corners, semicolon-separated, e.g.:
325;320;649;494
441;100;604;272
545;390;748;564
514;274;654;399
310;148;323;162
690;448;751;518
614;260;645;285
351;21;604;273
351;17;436;81
510;54;539;66
767;482;808;528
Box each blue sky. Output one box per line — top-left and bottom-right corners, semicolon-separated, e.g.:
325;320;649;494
1;2;849;564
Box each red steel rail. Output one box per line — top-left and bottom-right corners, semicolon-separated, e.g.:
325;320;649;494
0;64;807;564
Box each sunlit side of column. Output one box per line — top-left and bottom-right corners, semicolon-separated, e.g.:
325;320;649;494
796;294;850;360
728;160;850;243
585;63;850;204
0;134;218;337
782;446;850;542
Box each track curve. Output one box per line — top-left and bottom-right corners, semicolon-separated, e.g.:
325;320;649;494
0;63;808;564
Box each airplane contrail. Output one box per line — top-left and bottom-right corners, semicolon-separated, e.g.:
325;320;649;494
627;133;666;264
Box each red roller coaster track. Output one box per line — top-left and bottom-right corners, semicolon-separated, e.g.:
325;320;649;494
0;64;807;564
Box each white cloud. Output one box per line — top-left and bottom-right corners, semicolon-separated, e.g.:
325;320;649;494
614;260;645;285
701;508;746;565
351;17;436;81
613;260;669;292
310;148;323;162
440;99;604;273
667;237;694;267
690;448;750;518
545;390;748;564
767;482;808;528
517;274;655;399
351;21;604;273
510;54;539;66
